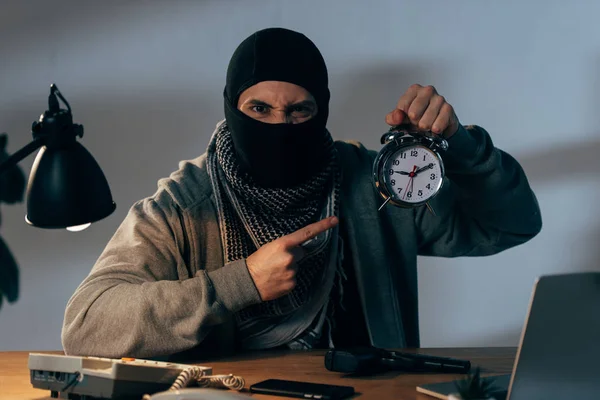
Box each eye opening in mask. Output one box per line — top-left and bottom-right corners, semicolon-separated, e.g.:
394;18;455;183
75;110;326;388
244;99;318;124
235;81;319;125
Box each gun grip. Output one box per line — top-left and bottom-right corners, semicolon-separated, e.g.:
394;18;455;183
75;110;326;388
324;348;382;374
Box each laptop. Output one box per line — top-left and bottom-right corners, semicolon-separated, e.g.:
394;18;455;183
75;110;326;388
417;272;600;400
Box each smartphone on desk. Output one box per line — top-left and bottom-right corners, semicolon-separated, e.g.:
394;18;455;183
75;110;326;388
249;378;355;399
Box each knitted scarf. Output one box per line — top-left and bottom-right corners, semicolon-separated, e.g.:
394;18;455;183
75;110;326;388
206;121;341;333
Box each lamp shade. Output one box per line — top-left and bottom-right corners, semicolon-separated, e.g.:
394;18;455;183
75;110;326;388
25;141;116;229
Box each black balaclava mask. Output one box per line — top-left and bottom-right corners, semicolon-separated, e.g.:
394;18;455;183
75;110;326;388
224;27;331;188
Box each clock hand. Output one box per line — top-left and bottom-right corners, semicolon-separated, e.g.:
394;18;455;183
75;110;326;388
402;165;417;200
396;165;421;177
414;163;435;176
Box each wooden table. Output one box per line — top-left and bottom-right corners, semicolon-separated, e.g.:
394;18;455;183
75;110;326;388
0;348;516;400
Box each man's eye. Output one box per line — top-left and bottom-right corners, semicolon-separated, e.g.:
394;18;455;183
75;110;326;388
251;105;268;114
291;106;312;116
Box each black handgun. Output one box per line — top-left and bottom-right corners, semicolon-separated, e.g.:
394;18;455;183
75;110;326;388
324;346;471;375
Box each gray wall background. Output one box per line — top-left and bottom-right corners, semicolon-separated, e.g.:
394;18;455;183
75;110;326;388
1;0;598;350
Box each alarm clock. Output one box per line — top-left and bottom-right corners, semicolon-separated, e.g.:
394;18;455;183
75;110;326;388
372;124;449;214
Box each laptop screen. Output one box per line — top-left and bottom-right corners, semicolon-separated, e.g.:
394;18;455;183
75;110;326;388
507;272;600;400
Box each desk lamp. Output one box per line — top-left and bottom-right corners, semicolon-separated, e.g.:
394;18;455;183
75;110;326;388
0;84;115;231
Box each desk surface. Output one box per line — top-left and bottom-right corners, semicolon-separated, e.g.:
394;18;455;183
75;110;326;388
1;347;516;400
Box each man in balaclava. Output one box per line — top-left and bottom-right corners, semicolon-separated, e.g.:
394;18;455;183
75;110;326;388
223;27;332;188
205;27;343;350
61;27;542;359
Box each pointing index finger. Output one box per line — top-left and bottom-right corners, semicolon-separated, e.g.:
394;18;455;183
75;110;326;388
283;216;339;248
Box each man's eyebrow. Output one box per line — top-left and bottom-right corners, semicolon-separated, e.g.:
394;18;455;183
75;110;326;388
246;99;272;107
287;100;317;109
244;99;316;109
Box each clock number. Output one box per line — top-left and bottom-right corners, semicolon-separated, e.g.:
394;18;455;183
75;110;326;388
407;191;412;198
430;173;436;180
397;188;402;193
426;183;431;190
389;169;394;175
410;150;418;157
400;153;407;159
391;179;396;186
393;160;400;165
418;190;423;197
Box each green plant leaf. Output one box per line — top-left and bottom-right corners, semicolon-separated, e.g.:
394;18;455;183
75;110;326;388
453;367;500;399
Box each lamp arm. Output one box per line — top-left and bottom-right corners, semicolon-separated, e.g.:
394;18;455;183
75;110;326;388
0;137;45;176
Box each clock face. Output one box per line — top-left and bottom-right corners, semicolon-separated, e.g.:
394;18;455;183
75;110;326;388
383;144;443;204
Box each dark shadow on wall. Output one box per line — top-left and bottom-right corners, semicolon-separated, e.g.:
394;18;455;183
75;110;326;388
0;133;26;311
517;139;600;274
517;139;600;184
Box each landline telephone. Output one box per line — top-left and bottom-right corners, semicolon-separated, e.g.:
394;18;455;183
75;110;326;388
28;353;250;399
